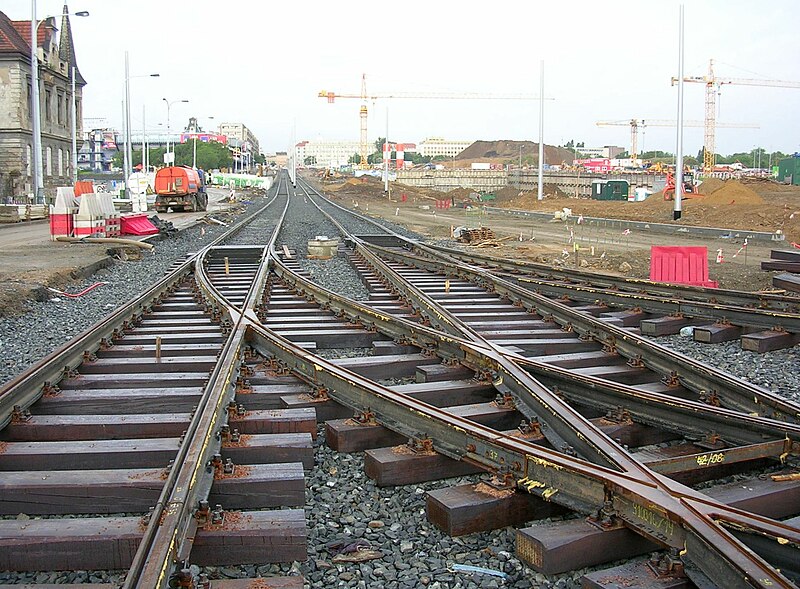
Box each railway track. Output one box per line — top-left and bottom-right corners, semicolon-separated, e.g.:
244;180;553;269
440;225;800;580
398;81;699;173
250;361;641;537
0;173;798;588
280;178;800;587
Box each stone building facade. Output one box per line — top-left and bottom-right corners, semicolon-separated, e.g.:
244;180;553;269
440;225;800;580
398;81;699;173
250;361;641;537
0;7;85;199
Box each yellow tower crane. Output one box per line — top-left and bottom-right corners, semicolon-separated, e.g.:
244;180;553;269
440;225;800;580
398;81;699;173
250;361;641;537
674;59;800;173
319;74;544;168
596;118;759;162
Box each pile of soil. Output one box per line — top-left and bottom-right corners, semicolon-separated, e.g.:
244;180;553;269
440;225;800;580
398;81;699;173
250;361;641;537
446;187;474;199
455;140;574;166
701;179;763;205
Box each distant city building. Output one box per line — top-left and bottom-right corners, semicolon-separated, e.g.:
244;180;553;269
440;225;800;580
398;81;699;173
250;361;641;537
265;151;288;167
78;128;118;172
0;8;85;197
180;117;227;144
218;122;260;157
575;145;625;159
296;140;362;168
417;137;473;159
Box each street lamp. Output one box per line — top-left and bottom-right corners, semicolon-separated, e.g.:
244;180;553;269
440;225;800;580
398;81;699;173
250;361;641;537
162;98;189;164
122;57;159;189
30;1;88;202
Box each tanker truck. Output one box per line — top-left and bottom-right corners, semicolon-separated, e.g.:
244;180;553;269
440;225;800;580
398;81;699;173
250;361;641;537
154;166;208;213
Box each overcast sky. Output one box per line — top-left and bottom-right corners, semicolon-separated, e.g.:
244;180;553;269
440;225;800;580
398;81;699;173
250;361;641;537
10;0;800;155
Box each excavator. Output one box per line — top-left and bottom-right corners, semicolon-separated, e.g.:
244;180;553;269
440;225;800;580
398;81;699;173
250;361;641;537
662;169;703;200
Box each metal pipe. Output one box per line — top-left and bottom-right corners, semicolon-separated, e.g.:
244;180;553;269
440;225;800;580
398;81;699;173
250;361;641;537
30;0;44;203
674;4;685;220
71;66;77;184
384;107;389;194
537;60;544;201
121;99;128;187
124;51;132;197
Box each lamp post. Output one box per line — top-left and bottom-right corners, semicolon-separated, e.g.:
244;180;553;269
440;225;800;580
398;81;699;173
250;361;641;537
121;61;158;192
162;98;189;164
30;2;88;202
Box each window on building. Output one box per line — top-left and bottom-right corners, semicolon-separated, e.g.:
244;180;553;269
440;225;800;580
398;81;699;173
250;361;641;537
26;145;32;177
57;92;64;125
58;148;64;176
45;90;52;122
46;146;52;176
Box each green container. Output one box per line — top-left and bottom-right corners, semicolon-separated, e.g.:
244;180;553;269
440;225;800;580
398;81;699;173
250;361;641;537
778;157;800;185
591;179;629;200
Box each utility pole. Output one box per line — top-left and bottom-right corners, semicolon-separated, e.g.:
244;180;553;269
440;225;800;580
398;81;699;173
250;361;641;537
124;51;132;196
674;4;685;221
71;66;78;183
30;0;44;202
537;60;544;201
384;107;389;195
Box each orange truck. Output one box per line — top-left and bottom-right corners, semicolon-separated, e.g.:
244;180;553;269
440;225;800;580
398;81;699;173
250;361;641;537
154;166;208;213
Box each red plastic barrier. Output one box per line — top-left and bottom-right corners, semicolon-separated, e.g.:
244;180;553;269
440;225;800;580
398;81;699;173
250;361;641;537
435;199;452;209
74;181;94;196
649;246;718;288
120;214;159;236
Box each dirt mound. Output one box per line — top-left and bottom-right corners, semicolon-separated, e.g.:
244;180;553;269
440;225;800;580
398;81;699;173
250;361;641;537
698;178;725;194
456;140;574;165
701;179;763;205
446;187;473;199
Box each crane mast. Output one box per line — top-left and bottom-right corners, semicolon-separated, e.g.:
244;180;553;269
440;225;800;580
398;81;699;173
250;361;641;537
675;59;800;174
319;75;543;170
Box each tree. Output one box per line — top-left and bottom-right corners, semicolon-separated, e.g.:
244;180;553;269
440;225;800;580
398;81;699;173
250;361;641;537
348;153;361;165
304;156;317;166
114;140;233;171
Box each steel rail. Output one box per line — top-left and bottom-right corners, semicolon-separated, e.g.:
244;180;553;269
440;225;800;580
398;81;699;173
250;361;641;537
298;186;798;472
302;184;799;467
0;179;283;586
244;318;799;588
123;178;288;588
0;189;278;432
365;239;800;423
295;176;800;585
425;241;800;313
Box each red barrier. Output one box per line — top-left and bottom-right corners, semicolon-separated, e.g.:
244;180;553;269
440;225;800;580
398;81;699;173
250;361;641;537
74;181;94;196
435;199;452;209
649;246;718;288
120;214;159;236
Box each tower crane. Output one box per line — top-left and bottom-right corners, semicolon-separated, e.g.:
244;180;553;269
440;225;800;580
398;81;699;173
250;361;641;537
596;118;759;161
319;74;544;168
673;59;800;173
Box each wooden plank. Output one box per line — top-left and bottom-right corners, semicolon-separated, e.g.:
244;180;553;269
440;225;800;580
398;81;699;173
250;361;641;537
741;330;798;353
222;433;314;470
773;272;800;293
693;322;743;343
0;463;305;514
770;249;800;262
426;483;566;536
0;510;307;571
192;509;307;565
516;519;657;575
364;446;483;486
0;438;179;471
583;560;691;589
33;387;204;415
760;260;800;272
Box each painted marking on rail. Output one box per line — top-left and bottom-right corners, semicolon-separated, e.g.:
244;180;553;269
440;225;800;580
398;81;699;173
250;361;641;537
696;452;725;467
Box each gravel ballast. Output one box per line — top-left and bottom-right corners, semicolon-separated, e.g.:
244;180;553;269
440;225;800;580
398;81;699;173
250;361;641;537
1;179;798;587
0;196;269;388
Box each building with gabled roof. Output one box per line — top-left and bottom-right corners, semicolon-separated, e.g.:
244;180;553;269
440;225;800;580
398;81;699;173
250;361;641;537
0;5;86;199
